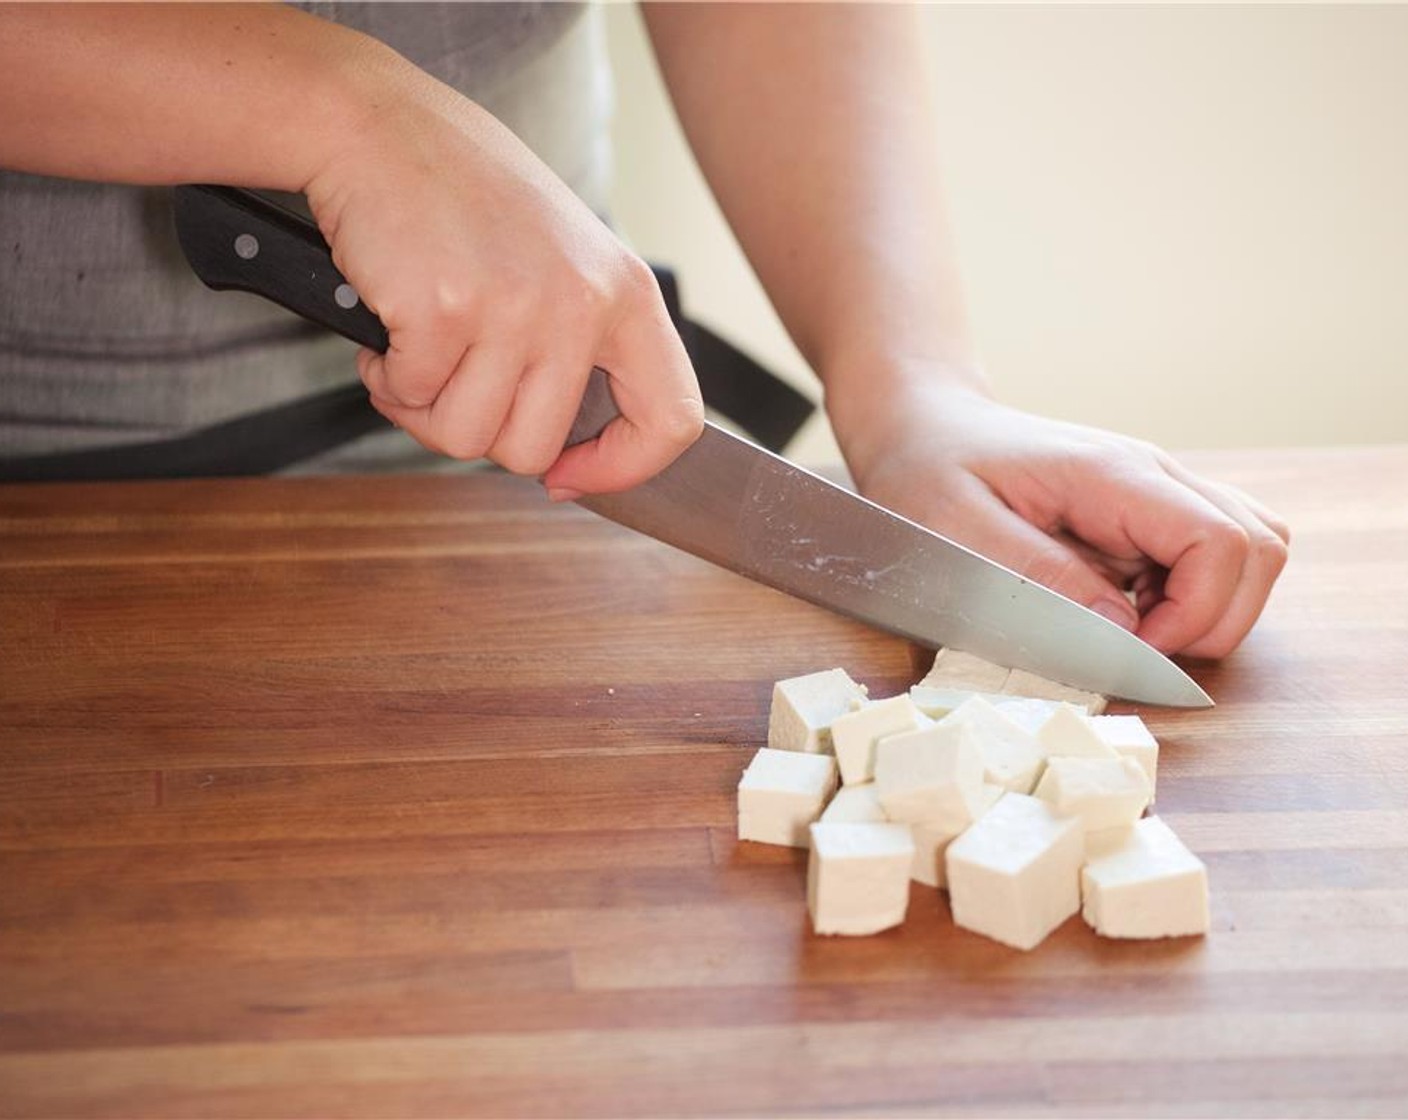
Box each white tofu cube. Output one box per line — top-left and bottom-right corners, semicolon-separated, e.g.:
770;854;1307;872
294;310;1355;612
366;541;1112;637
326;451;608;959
767;668;868;754
940;696;1046;794
807;822;915;935
920;648;1011;692
911;784;1005;888
1003;669;1108;715
945;793;1084;951
873;720;988;830
1089;714;1160;797
819;782;886;824
1033;756;1151;832
830;694;927;786
909;685;1009;719
737;748;838;847
1082;816;1210;939
992;697;1066;734
1038;704;1120;760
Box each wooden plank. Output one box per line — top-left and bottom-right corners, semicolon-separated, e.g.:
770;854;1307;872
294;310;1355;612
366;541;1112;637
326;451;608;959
2;449;1407;1117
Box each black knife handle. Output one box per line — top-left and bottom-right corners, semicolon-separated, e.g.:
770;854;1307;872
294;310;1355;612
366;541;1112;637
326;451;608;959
171;183;618;446
173;183;389;352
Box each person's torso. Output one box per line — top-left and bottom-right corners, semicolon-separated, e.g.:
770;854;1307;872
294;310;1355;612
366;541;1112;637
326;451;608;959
0;2;611;470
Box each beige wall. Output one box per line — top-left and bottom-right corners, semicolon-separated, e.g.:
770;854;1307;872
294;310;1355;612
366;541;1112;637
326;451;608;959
603;3;1408;465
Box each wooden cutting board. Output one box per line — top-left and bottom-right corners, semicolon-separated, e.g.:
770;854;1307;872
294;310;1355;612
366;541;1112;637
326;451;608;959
2;446;1406;1117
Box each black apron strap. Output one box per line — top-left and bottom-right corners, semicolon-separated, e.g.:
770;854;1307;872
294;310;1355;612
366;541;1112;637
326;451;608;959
0;267;815;483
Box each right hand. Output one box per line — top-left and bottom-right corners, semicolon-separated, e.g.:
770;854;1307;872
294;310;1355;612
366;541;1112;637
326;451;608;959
304;56;704;498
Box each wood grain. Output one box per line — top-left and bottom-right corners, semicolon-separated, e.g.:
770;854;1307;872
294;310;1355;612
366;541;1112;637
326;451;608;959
2;447;1407;1118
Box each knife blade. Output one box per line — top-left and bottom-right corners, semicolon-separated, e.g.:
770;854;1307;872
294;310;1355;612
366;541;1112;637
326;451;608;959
172;184;1211;707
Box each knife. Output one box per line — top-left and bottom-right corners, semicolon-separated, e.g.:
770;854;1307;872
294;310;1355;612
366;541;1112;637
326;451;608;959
171;184;1211;707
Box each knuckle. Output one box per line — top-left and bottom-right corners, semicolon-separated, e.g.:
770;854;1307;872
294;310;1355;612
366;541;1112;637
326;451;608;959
617;254;661;305
1206;518;1252;559
492;437;558;478
1255;532;1290;575
658;395;706;449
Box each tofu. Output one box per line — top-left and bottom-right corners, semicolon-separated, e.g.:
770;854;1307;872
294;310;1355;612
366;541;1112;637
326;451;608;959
911;784;1005;888
873;719;988;830
1089;714;1160;797
819;782;886;824
1003;669;1108;715
909;685;1009;719
1082;816;1210;939
1033;756;1152;832
992;697;1066;734
1038;704;1120;760
767;668;868;754
737;748;838;847
830;694;928;786
945;792;1084;951
920;648;1011;692
807;821;916;935
940;696;1046;794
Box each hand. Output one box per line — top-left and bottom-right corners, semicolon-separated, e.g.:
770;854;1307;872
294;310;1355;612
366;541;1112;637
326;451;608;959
304;59;704;496
836;380;1290;658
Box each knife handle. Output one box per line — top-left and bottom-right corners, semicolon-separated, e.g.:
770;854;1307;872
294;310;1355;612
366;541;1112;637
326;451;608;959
172;183;618;448
172;185;388;352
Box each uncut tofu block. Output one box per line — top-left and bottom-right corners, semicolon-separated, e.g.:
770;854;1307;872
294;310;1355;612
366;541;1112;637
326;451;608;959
874;720;988;830
807;822;916;936
1082;816;1210;939
920;648;1011;692
738;748;838;848
1038;704;1120;761
819;782;886;824
1089;715;1160;797
911;784;1005;889
831;694;928;786
1033;756;1151;832
941;696;1046;794
768;668;868;754
1003;669;1108;715
945;792;1084;951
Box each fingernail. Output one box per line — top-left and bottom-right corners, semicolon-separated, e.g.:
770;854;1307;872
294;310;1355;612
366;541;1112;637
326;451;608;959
546;487;584;504
1092;597;1139;631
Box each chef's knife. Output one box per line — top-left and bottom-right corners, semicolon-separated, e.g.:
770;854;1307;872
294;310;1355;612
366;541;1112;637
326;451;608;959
172;184;1211;707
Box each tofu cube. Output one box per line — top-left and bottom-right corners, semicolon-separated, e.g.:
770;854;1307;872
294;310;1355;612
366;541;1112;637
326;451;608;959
819;782;886;824
945;793;1084;951
911;784;1005;888
1003;669;1108;715
909;685;1009;719
767;668;868;754
874;719;988;830
737;748;838;847
920;648;1012;692
992;697;1066;734
807;821;916;935
1033;756;1152;832
1038;704;1120;760
940;696;1047;794
1089;714;1160;797
1082;816;1210;939
830;694;928;786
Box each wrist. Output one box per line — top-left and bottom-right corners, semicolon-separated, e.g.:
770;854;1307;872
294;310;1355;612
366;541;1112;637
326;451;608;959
823;354;992;486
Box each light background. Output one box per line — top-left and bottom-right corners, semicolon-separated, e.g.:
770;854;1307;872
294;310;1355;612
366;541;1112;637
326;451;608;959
603;3;1408;466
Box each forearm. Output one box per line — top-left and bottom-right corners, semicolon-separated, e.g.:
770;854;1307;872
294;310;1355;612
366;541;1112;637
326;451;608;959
642;4;985;428
0;2;394;192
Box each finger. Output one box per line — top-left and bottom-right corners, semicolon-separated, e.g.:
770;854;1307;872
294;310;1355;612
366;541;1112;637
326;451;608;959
486;348;596;477
416;342;525;461
1155;461;1289;657
945;477;1141;631
1070;471;1251;655
543;280;703;495
370;308;474;409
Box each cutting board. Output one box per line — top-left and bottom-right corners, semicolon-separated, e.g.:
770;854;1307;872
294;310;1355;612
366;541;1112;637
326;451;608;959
2;447;1407;1117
